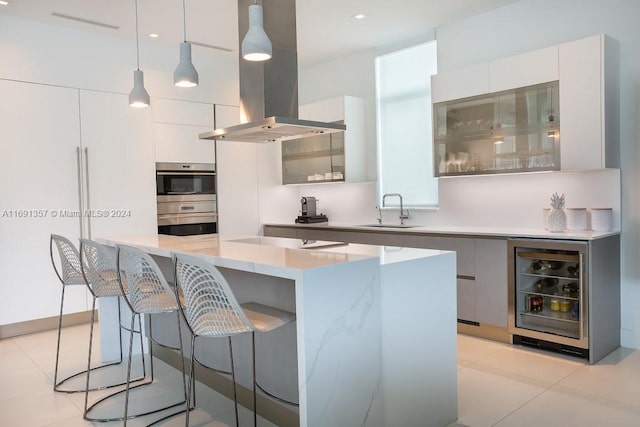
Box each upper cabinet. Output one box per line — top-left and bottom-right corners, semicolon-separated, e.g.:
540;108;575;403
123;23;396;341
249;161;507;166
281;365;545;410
431;34;618;177
559;35;619;170
282;96;366;184
153;99;215;164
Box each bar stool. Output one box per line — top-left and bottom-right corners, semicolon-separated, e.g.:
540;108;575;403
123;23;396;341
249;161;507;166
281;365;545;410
173;252;296;427
49;234;140;394
116;244;188;426
78;239;148;421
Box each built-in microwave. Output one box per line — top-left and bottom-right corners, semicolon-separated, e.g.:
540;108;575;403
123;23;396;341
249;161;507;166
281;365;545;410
156;162;217;236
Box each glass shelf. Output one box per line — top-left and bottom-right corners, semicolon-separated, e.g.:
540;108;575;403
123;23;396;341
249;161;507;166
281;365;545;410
433;81;560;176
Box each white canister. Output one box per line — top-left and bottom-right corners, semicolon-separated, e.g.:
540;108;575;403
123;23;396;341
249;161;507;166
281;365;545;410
591;208;613;231
542;208;550;230
566;208;587;231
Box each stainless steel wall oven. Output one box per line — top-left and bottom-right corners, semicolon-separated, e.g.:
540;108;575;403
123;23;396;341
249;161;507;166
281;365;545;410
156;162;217;236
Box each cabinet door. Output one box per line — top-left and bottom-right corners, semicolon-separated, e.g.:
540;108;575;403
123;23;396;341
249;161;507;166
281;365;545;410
559;35;604;170
0;80;88;324
155;123;215;163
214;104;240;129
153;98;214;127
475;238;508;327
457;278;477;323
431;63;489;103
489;45;558;93
79;90;156;238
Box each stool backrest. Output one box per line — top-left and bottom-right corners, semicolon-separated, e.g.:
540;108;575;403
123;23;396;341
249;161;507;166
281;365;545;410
79;239;125;298
50;234;84;286
117;244;178;314
173;252;254;338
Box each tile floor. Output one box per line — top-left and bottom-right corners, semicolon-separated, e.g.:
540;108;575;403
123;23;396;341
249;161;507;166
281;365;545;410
2;323;640;426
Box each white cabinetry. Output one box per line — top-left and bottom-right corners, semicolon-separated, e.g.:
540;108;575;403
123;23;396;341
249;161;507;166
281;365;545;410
559;34;618;170
153;99;215;164
431;63;489;104
0;80;156;328
431;34;617;172
79;90;155;237
489;45;558;93
0;80;87;326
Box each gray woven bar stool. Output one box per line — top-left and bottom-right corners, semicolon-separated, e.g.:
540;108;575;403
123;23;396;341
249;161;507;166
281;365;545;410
78;239;149;421
50;234;141;394
116;244;188;426
173;252;296;427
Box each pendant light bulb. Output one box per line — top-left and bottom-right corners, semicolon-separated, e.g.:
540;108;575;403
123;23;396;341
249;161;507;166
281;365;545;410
130;0;150;108
129;69;150;108
174;0;198;87
241;3;272;61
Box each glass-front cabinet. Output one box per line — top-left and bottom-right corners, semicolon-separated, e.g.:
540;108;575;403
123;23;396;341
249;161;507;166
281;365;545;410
281;125;345;184
433;81;560;176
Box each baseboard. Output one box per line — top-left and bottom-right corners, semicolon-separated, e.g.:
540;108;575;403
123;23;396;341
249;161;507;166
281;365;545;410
152;343;300;427
0;310;96;339
457;322;512;344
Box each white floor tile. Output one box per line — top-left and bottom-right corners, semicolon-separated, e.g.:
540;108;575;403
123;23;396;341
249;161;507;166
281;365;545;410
4;324;640;427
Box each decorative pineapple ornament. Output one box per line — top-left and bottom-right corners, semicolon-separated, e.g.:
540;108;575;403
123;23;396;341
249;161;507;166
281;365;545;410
547;192;566;232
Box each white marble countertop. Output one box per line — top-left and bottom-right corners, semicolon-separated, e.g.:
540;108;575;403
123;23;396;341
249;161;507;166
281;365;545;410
264;222;620;240
97;234;450;278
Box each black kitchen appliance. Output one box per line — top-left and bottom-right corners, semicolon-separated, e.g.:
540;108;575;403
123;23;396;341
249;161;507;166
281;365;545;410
295;196;328;223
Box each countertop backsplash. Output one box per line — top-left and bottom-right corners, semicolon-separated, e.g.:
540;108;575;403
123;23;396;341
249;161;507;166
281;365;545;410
259;168;620;232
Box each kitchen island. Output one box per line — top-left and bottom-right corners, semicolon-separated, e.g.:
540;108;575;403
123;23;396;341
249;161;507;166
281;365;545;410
97;234;458;427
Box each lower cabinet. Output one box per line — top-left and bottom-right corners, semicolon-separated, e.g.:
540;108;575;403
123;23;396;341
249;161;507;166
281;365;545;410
263;225;509;328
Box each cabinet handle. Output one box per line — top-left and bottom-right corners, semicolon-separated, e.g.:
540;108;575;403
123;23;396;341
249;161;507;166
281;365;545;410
579;253;587;341
75;147;84;239
84;147;91;239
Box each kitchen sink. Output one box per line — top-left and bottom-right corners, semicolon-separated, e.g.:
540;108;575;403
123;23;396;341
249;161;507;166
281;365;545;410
358;224;419;229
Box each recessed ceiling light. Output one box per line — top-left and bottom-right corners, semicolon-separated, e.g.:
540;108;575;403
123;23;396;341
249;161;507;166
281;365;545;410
353;14;366;20
0;1;10;6
149;33;159;38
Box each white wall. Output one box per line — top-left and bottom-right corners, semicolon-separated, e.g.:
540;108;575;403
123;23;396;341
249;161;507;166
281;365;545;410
0;14;238;104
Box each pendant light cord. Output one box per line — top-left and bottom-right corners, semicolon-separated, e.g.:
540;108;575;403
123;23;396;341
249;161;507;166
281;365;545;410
182;0;187;42
134;0;140;70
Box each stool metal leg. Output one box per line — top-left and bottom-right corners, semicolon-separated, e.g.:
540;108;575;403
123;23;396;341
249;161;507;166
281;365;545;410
229;336;240;427
52;285;66;391
252;331;257;427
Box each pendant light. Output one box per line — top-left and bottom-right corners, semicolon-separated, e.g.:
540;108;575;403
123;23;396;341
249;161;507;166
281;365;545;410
129;0;150;108
241;1;272;61
174;0;198;87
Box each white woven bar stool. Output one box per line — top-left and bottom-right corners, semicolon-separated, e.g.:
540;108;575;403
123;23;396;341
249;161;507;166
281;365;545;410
116;244;188;426
50;234;140;394
78;239;149;422
173;252;296;427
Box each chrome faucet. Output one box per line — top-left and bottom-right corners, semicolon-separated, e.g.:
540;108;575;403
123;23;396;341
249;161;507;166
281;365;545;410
382;193;410;225
375;205;383;224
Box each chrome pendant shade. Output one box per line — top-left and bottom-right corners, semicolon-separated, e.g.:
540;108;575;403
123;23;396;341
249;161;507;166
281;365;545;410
129;69;150;108
174;41;198;87
129;0;150;108
241;3;272;61
174;0;198;87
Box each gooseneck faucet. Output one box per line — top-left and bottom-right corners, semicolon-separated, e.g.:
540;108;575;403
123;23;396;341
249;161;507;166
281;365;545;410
382;193;410;225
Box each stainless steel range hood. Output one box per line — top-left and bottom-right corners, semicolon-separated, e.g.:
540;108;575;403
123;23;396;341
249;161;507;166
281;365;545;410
199;0;346;143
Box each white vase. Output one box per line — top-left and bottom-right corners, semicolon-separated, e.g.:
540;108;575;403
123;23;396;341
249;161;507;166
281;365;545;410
547;208;566;232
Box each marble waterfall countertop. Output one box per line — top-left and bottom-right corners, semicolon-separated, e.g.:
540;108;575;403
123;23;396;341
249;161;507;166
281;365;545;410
96;233;458;427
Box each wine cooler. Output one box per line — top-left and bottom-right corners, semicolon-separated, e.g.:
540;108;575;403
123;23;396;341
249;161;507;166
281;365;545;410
508;236;620;364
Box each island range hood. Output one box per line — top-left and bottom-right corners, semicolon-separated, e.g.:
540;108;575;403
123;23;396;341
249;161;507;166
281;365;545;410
199;0;346;143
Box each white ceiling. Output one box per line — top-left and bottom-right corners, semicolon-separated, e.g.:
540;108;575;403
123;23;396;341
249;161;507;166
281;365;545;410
0;0;518;67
